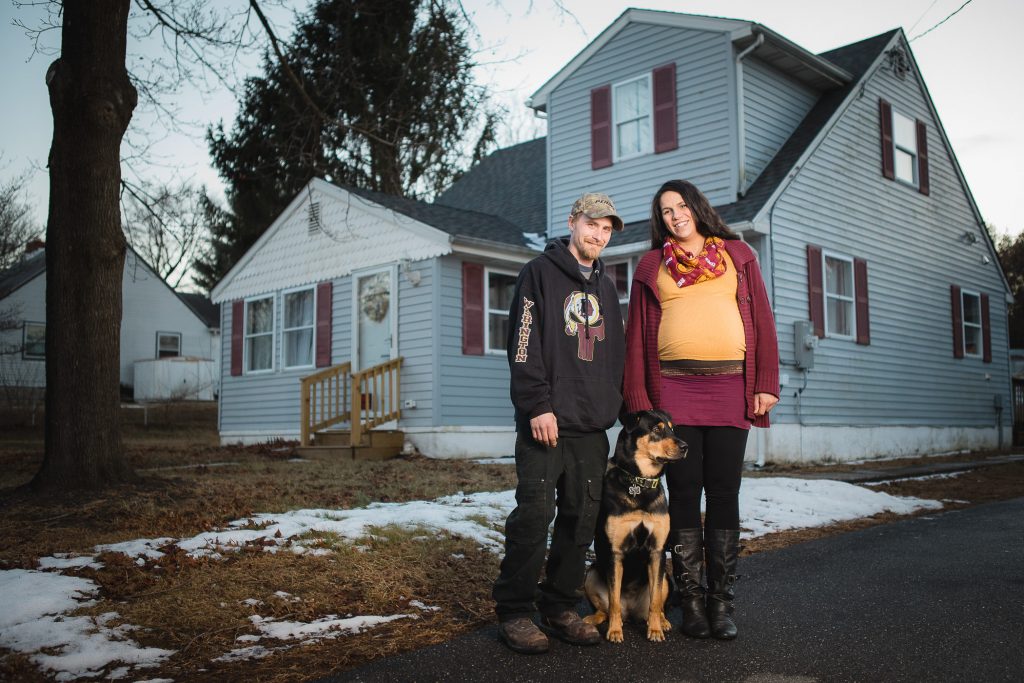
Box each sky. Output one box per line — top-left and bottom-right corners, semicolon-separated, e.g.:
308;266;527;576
1;0;1021;244
0;472;944;679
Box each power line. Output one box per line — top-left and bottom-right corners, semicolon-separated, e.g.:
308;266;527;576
910;0;976;42
907;0;942;35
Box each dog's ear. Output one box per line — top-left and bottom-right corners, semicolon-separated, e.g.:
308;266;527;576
620;411;641;432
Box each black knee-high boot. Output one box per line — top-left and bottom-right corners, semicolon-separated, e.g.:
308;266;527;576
705;528;740;640
668;528;711;639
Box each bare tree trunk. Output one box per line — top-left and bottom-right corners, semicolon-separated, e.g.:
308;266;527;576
32;1;137;491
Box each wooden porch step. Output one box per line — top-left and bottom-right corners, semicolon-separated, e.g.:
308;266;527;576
300;429;405;460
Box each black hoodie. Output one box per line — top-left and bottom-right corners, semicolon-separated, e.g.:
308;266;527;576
507;237;626;435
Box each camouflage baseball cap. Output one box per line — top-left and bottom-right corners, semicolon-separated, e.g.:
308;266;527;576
569;192;623;231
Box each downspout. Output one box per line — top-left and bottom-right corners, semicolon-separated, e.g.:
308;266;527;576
735;32;764;198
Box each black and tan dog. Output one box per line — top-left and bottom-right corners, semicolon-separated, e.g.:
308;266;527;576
583;410;687;642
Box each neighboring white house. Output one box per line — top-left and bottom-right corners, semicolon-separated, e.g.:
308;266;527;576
0;246;220;399
211;11;1012;462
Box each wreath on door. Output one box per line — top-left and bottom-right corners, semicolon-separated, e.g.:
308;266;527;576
360;272;390;323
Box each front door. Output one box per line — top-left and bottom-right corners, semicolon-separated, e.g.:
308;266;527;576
355;268;395;371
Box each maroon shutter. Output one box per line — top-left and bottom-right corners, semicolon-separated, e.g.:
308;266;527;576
916;120;930;195
854;258;870;345
652;63;678;154
951;285;964;359
231;300;244;376
981;293;991;363
591;85;612;169
807;245;825;338
462;262;484;355
315;282;333;367
879;99;894;180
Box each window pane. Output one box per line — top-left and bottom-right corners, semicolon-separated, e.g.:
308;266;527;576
286;329;313;367
488;273;516;311
24;324;45;358
827;298;852;337
893;111;917;150
964;325;981;356
615;80;640;119
488;313;508;351
247;298;273;334
158;334;180;358
894;149;916;184
284;290;314;328
618;120;640;157
963;293;981;324
248;335;272;371
609;262;629;299
825;257;852;297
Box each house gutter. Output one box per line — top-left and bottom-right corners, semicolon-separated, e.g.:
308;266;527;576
735;32;764;198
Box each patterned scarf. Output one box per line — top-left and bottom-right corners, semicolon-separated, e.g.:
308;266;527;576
662;236;727;287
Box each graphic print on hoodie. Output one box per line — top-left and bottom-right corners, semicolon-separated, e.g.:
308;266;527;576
506;238;626;435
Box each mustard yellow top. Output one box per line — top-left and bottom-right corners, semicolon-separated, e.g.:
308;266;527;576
657;249;745;361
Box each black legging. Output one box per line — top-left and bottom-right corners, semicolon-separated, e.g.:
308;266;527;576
664;425;749;530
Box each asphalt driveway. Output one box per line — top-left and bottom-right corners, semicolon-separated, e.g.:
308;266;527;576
323;497;1024;683
322;497;1024;682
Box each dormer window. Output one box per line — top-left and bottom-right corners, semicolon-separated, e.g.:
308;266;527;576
878;98;929;195
590;63;677;170
892;110;918;185
613;75;651;160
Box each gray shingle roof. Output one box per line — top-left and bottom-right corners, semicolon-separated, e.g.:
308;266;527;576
343;183;535;249
0;251;45;299
436;137;547;236
178;293;220;329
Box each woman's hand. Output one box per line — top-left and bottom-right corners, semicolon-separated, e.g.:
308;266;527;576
753;393;778;416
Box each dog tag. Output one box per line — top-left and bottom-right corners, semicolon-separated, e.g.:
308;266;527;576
628;484;641;496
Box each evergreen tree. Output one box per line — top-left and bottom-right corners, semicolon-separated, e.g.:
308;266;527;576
994;230;1024;348
194;0;495;292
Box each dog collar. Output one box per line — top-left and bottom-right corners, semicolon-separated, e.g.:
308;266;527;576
612;467;662;496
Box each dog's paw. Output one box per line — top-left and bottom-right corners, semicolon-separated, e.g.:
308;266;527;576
583;612;607;626
606;626;624;643
660;613;672;631
646;626;666;642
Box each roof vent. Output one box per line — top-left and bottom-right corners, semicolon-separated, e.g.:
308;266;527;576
308;202;322;234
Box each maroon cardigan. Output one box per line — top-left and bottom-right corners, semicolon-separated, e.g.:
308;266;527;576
623;241;780;428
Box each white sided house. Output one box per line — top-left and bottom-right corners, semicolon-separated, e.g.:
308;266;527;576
213;10;1012;463
210;177;541;457
0;247;220;399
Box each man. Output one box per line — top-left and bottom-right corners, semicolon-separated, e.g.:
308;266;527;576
493;192;626;654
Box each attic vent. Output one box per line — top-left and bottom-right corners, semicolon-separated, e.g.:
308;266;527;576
308;202;322;234
886;47;911;80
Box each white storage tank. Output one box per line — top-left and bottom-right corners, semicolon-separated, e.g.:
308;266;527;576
133;357;217;401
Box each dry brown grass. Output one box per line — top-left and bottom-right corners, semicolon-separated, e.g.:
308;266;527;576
3;411;1024;681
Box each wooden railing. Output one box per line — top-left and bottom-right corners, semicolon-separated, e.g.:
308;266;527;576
299;358;403;447
299;362;351;447
351;357;403;446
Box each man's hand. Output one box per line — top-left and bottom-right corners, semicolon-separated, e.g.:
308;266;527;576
530;412;559;448
753;393;779;416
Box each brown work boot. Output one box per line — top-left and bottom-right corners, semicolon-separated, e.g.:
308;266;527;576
539;610;601;645
497;617;549;654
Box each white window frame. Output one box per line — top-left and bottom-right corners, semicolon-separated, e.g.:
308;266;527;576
155;331;182;358
612;73;653;162
281;285;317;370
485;267;519;355
605;259;632;323
891;108;918;187
22;321;45;360
822;251;856;341
244;294;276;375
961;289;983;358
